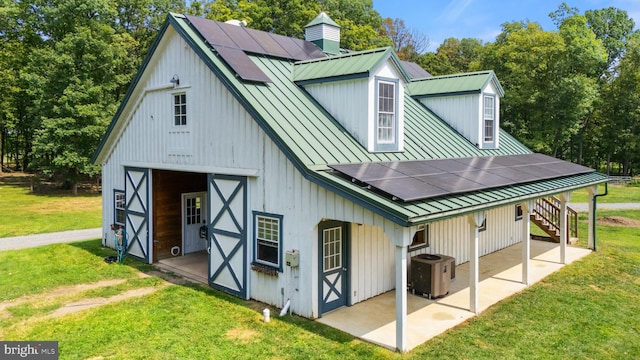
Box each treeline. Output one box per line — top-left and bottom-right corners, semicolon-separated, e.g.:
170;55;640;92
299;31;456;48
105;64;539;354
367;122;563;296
417;4;640;176
1;1;638;194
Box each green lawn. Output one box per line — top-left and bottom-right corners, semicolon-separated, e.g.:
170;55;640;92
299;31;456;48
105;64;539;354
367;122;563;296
0;174;101;237
570;182;640;203
1;210;639;359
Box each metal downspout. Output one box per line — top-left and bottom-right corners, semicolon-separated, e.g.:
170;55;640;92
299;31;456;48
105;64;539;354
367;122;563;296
592;182;609;251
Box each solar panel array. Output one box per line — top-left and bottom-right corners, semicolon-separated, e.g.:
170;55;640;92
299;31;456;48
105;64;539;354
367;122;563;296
328;153;594;202
186;15;325;83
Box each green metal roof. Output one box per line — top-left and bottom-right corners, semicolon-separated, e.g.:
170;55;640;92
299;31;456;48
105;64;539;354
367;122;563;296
95;14;607;227
293;47;410;84
408;70;505;98
305;11;340;28
315;170;608;226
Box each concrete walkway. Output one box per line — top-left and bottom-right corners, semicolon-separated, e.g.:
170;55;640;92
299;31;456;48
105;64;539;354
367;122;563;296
0;228;102;251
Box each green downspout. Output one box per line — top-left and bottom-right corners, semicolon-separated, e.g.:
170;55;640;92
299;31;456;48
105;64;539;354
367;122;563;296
592;182;609;251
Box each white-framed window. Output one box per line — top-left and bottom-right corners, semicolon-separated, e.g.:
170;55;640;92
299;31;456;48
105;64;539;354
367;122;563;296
174;93;187;126
375;78;399;151
515;204;523;221
410;225;429;250
483;95;495;143
185;197;201;225
479;218;487;232
114;190;125;226
254;212;283;270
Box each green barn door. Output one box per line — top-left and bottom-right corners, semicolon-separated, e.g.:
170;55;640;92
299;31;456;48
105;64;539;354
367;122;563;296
207;175;247;298
319;220;349;315
124;167;151;263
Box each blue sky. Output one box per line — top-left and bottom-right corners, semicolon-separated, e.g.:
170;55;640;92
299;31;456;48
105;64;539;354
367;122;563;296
372;0;640;50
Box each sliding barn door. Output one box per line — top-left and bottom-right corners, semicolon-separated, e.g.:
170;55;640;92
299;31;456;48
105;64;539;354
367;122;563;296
125;167;151;263
208;175;247;298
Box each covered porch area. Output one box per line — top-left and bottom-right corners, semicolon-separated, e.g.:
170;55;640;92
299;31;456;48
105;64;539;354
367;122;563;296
317;239;591;351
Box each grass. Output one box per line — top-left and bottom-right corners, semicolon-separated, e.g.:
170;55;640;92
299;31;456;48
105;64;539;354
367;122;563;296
570;182;640;203
1;210;639;359
0;174;102;237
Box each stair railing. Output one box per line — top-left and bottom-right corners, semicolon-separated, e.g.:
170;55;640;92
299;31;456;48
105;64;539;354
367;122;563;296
533;197;578;241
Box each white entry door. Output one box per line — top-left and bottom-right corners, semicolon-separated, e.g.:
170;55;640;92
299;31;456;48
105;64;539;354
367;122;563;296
182;192;207;254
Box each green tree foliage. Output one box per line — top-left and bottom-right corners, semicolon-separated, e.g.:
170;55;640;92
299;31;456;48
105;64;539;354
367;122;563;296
191;0;391;51
418;37;483;75
1;0;184;192
481;16;607;159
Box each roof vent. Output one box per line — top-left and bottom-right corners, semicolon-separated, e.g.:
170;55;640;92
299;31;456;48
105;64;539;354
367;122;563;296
225;19;247;27
304;12;340;55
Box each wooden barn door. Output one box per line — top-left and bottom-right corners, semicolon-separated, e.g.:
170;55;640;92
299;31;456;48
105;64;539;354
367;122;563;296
125;167;151;263
207;174;247;298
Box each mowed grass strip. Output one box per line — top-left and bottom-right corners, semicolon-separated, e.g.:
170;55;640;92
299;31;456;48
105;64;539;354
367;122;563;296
0;174;101;237
0;211;638;359
570;182;640;203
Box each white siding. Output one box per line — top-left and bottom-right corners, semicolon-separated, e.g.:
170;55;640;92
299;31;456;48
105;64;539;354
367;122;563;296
304;59;406;152
305;79;369;147
305;25;340;42
421;94;480;146
426;205;524;265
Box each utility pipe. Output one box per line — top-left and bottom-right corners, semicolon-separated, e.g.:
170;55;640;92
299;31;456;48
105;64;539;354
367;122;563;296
592;182;609;251
279;299;290;317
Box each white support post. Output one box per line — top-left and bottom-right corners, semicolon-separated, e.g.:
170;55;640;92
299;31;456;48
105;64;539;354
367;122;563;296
467;213;483;314
558;193;570;264
392;226;411;353
521;201;533;285
587;186;597;250
395;244;408;352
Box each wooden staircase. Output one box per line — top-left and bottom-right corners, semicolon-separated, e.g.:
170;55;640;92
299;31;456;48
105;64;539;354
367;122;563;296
530;197;578;244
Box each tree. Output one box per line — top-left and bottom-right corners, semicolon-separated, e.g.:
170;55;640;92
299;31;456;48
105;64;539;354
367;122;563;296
380;17;429;61
585;7;638;77
5;0;184;192
192;0;391;51
480;17;606;158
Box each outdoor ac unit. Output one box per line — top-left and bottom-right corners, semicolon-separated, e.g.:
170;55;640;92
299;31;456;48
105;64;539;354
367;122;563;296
410;254;453;299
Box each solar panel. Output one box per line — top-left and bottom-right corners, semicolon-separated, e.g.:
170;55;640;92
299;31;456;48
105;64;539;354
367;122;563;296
246;29;290;58
328;154;595;202
185;15;325;82
213;46;272;83
218;22;265;54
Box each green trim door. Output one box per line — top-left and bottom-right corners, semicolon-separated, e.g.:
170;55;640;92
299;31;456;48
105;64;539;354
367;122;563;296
319;220;349;315
207;174;247;298
124;167;150;263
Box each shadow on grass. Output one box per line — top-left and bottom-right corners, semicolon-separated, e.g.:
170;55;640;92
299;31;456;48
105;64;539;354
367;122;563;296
0;175;100;198
68;238;360;347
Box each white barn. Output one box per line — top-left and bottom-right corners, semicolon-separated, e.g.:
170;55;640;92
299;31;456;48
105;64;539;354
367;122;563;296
93;12;607;351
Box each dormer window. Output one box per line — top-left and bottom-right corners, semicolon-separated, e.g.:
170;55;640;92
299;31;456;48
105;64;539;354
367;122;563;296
483;95;495;143
375;77;399;151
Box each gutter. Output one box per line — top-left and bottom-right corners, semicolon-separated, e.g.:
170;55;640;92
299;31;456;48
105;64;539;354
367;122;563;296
592;182;609;251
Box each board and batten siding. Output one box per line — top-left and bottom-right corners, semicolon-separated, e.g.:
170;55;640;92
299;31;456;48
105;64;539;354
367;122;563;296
250;135;401;317
421;204;525;264
420;94;480;147
304;79;369;148
100;27;264;241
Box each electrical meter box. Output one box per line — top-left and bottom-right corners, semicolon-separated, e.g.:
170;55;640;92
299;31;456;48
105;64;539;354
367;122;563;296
285;250;299;267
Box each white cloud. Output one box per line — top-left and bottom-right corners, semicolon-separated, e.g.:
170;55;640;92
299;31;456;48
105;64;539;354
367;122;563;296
438;0;475;23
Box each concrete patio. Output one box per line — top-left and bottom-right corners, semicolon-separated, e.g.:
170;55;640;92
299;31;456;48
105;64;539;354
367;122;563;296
317;240;592;351
156;250;208;284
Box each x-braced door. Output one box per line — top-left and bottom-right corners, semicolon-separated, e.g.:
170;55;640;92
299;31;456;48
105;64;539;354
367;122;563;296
208;174;247;298
125;167;151;263
319;220;349;315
